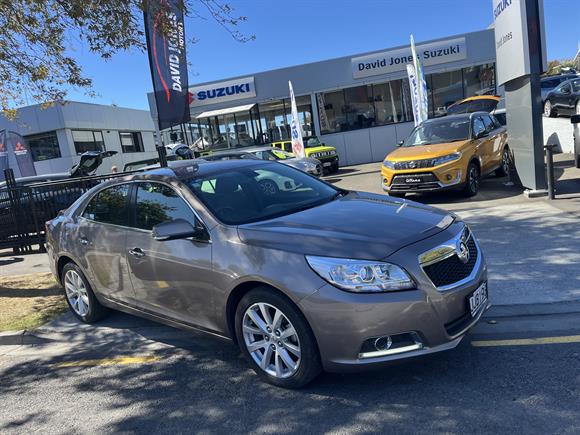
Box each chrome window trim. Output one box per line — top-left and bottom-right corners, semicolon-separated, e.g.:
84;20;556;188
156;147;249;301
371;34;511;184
419;225;482;291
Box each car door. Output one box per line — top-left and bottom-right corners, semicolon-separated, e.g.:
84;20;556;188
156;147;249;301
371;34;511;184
471;116;494;173
553;83;572;112
125;181;215;330
77;183;135;303
482;114;503;169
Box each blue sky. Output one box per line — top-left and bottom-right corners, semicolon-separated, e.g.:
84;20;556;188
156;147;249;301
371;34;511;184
66;0;580;110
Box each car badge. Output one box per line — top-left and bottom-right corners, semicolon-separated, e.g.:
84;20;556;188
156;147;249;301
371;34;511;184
457;240;470;264
408;161;417;169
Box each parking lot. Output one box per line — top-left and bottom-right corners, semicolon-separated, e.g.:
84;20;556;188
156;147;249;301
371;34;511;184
1;153;580;434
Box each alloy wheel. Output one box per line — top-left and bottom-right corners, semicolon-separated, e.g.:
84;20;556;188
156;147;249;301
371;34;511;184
469;166;479;194
544;101;551;117
64;270;90;317
502;149;510;175
242;302;301;379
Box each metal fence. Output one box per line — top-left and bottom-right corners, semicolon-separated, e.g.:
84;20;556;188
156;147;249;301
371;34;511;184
0;168;132;253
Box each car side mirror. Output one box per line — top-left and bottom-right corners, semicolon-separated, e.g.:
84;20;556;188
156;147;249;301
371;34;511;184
397;140;404;147
152;218;208;242
474;130;487;139
571;114;580;124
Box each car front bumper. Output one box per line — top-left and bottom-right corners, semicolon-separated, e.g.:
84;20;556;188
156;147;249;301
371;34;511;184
381;163;465;193
298;221;488;372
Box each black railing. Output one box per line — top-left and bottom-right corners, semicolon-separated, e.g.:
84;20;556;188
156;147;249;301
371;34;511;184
0;168;135;253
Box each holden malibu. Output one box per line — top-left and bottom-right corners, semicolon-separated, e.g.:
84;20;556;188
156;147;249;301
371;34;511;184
46;159;489;388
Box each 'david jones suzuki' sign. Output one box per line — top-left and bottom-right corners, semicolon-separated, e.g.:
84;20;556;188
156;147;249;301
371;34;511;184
351;37;467;79
189;77;256;108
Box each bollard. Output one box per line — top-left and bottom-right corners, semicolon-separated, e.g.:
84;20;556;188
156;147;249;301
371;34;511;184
157;145;168;167
544;143;557;200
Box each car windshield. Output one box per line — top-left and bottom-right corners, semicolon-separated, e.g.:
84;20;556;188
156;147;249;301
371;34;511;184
404;118;471;146
446;99;498;114
185;163;339;225
257;149;295;161
305;137;322;148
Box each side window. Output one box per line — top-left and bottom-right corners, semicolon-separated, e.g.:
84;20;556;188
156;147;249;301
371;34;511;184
135;182;197;231
482;115;495;133
559;83;572;94
82;184;130;226
472;117;486;138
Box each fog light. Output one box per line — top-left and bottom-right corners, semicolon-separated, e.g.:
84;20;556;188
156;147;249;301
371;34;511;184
358;332;423;359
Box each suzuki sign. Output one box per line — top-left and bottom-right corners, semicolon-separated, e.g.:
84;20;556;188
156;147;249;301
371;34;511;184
189;77;256;108
351;37;467;79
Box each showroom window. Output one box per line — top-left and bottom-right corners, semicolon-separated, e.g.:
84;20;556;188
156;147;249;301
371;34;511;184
372;80;413;125
72;130;105;154
119;132;144;153
463;63;496;98
429;70;464;117
317;90;347;134
24;131;61;161
343;85;375;130
258;99;290;142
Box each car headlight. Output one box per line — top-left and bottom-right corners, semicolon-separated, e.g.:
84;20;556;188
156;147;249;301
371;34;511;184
306;256;415;292
383;159;395;169
431;152;462;167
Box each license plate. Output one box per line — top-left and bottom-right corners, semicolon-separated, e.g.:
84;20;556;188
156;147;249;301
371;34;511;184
468;282;488;317
323;162;331;167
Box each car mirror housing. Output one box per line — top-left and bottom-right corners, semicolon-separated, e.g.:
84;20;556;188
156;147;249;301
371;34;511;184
571;114;580;124
397;140;404;147
152;218;208;242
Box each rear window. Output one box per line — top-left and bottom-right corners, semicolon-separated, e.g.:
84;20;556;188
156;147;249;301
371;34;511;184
447;99;499;114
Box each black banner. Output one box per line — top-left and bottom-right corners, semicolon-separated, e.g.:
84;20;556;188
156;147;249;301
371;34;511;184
6;131;36;177
144;0;190;131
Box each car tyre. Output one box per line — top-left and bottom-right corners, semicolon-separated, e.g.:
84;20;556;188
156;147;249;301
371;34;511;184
495;147;511;177
62;262;109;323
328;163;339;174
388;192;406;198
235;287;322;389
544;100;556;118
463;162;480;197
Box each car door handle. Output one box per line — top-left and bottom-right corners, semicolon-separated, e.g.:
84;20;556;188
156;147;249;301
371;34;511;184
128;247;145;258
79;237;89;246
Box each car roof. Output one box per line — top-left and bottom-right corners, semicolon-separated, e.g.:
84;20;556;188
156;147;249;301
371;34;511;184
423;112;483;124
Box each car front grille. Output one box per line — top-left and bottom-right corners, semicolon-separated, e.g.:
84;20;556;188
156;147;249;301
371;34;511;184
422;231;478;288
394;159;434;170
390;173;440;191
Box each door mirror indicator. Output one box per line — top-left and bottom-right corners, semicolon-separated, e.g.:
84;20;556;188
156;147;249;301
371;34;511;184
152;218;208;242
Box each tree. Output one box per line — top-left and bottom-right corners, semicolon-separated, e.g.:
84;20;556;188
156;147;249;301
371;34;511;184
0;0;253;118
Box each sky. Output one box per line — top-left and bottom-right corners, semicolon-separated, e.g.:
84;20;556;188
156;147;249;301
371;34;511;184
65;0;580;110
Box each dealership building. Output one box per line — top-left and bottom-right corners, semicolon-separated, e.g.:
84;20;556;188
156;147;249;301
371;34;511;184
149;29;498;166
0;102;158;177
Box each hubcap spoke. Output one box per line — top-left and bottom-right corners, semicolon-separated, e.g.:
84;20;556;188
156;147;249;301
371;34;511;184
247;309;269;334
278;348;296;371
247;340;267;352
260;345;273;369
257;303;272;326
280;326;296;340
284;342;301;358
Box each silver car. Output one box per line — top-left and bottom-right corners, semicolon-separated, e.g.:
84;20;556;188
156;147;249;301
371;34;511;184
240;146;323;176
46;159;489;388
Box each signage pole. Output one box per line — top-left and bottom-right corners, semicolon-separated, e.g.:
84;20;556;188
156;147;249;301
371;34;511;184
492;0;548;195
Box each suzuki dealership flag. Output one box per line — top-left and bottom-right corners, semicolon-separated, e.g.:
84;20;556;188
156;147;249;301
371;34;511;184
406;64;421;127
6;131;36;177
288;81;305;158
409;34;429;124
0;130;8;181
144;0;190;130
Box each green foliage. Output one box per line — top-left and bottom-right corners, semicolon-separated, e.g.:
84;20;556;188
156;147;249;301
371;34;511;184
0;0;253;118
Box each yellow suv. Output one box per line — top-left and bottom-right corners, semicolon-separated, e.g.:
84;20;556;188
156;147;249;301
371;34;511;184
381;112;509;197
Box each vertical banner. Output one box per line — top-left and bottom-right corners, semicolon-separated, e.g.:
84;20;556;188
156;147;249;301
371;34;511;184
316;93;330;133
288;81;305;158
406;65;421;126
144;0;190;130
6;131;36;177
0;130;8;181
410;34;429;124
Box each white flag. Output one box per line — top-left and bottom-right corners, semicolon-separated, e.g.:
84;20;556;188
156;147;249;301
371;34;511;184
406;64;421;126
410;34;429;124
288;81;305;158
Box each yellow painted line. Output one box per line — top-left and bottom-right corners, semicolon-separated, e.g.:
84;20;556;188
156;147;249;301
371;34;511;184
472;335;580;347
52;355;161;368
